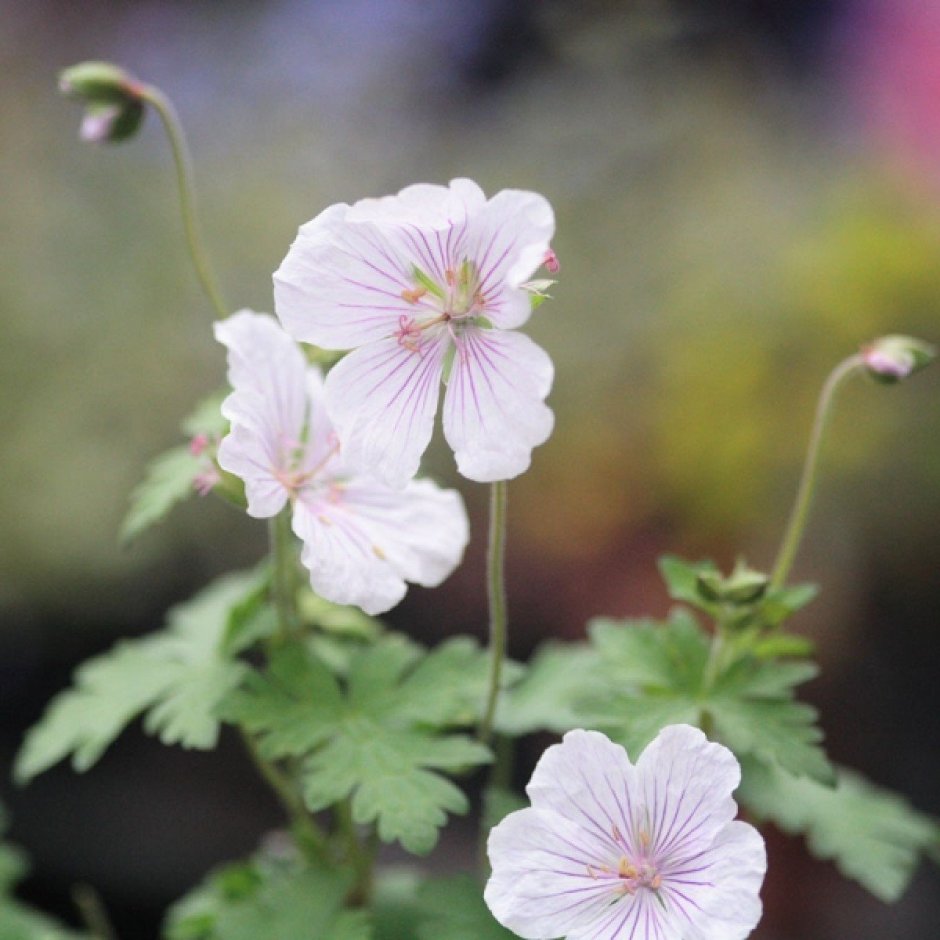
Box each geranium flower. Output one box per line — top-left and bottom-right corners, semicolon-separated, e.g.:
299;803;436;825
485;726;766;940
215;310;469;615
273;178;556;487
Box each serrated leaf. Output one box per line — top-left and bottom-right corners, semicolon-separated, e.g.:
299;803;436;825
416;875;515;940
579;613;833;781
164;850;369;940
16;571;263;782
709;659;833;785
220;637;493;854
494;642;598;736
739;757;940;902
120;445;202;543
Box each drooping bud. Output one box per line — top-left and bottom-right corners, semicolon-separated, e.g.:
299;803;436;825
861;335;935;384
59;61;146;144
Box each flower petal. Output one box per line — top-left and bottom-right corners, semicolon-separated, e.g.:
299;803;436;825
291;476;467;615
346;178;486;228
679;821;766;940
324;333;448;488
465;188;555;330
525;730;639;858
486;806;624;940
216;422;288;518
214;310;307;440
443;327;554;482
635;725;742;863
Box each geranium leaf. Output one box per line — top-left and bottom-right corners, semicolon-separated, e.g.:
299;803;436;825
219;636;493;855
739;757;940;902
16;571;263;782
120;444;202;543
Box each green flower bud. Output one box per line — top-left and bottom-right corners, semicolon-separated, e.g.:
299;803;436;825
861;335;935;384
695;560;769;606
59;61;146;145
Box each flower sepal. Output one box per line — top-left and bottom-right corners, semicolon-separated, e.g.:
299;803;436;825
861;334;935;384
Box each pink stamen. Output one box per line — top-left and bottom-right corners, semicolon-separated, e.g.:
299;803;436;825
189;433;210;457
395;314;425;355
193;466;221;496
543;247;560;274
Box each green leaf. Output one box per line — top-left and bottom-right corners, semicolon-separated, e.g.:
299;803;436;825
579;613;833;783
757;582;818;626
164;850;369;940
180;388;229;439
416;875;515;940
120;445;202;543
481;785;526;833
709;659;833;785
16;571;262;782
739;757;940;902
751;633;815;660
494;642;598;735
657;555;720;613
220;636;493;854
298;590;383;641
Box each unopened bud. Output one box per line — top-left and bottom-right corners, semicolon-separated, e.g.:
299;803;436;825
695;560;768;606
861;335;935;384
543;248;560;274
59;61;146;145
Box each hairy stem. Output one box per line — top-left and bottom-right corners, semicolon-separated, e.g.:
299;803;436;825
770;354;863;591
72;884;117;940
270;511;300;641
478;480;509;743
240;730;328;857
138;84;228;318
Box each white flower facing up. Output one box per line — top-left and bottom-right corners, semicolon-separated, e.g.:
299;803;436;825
485;726;766;940
215;310;470;616
273;178;556;487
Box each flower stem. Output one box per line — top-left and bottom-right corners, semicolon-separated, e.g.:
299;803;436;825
270;511;300;641
138;84;228;318
240;729;328;858
335;798;376;906
72;884;117;940
770;354;863;590
478;480;509;743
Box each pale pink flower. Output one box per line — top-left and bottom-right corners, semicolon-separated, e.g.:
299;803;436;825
273;178;556;487
215;310;469;616
485;726;766;940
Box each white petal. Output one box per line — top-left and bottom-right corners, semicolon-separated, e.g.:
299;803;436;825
214;310;307;441
667;822;766;940
290;476;467;615
485;806;623;939
443;327;554;482
635;725;742;863
291;494;406;616
275;202;444;351
466;188;555;330
346;178;486;228
525;730;639;855
324;333;447;488
216;422;288;518
338;477;469;587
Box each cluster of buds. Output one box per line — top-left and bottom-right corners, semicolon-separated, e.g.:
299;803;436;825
696;559;769;606
59;61;146;144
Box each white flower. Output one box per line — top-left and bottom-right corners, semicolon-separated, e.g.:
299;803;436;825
214;310;470;616
273;178;556;487
485;726;766;940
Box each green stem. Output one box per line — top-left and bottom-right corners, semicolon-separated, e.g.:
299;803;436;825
769;354;863;591
335;799;376;906
72;884;117;940
240;729;328;858
478;480;509;743
138;84;228;318
270;511;300;641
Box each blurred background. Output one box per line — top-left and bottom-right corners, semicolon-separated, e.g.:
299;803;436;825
1;0;938;937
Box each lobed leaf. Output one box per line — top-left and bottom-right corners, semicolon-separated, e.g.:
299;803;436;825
16;570;264;782
739;757;940;902
220;637;494;855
